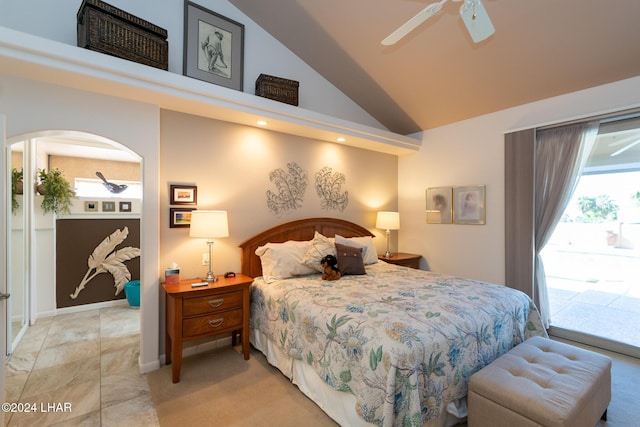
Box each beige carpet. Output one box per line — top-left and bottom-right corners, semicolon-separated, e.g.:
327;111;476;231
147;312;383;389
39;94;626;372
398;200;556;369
148;342;639;427
147;346;339;427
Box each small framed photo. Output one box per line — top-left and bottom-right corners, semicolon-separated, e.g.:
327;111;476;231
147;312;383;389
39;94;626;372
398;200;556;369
102;201;116;212
170;185;197;205
170;208;194;228
426;187;452;224
119;201;132;213
453;185;486;225
183;1;244;91
84;201;98;212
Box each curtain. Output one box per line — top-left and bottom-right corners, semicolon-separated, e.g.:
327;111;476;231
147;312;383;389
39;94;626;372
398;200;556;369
534;121;599;328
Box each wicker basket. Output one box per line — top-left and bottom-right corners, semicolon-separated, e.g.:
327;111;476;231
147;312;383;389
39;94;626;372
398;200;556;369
77;0;168;70
255;74;299;106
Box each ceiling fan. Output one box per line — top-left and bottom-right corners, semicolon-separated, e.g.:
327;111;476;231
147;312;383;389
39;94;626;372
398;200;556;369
382;0;495;45
608;137;640;157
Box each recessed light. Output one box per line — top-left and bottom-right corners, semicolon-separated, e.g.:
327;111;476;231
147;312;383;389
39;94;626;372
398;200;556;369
337;137;345;142
257;120;268;126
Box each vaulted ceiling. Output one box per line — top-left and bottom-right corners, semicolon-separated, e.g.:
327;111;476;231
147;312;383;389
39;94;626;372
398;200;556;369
230;0;640;135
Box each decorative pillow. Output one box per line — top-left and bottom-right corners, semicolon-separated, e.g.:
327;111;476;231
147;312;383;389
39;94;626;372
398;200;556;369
335;243;366;275
302;231;336;272
255;240;316;282
335;234;378;265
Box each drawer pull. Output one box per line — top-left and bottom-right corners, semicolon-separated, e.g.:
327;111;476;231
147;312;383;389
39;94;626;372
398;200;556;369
208;298;224;308
208;318;224;328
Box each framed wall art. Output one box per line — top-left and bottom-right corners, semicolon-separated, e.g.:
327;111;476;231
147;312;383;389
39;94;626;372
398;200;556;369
170;185;197;205
102;201;116;212
453;185;486;225
119;201;132;213
425;187;452;224
170;208;194;228
183;1;244;91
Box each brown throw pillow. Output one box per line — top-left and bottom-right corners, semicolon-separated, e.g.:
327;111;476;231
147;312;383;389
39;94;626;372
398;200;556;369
335;243;366;275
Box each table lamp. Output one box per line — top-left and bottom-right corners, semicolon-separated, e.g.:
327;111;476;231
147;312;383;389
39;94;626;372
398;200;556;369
376;211;400;258
189;210;229;282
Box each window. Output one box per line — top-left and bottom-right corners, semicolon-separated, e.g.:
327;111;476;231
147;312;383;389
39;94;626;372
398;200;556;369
74;178;142;199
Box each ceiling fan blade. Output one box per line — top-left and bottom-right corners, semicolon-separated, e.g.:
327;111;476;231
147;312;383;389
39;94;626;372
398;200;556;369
459;0;494;43
382;0;448;46
610;139;640;157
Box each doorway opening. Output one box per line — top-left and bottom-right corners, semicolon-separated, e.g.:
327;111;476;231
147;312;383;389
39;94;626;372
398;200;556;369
543;117;640;357
6;131;141;357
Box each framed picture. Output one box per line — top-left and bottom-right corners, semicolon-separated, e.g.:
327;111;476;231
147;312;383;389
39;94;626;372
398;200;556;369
84;201;98;212
183;1;244;91
170;185;197;205
119;201;132;213
170;208;194;228
102;201;116;212
453;185;486;225
426;187;452;224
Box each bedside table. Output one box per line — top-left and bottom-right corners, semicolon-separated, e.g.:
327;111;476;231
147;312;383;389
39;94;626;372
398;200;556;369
162;274;252;383
378;252;422;269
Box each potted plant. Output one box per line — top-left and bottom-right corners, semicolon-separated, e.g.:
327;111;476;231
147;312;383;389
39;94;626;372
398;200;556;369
38;168;76;215
11;167;23;213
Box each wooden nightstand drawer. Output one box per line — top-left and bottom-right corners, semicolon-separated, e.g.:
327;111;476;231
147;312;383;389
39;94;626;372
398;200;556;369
183;308;243;338
183;290;243;316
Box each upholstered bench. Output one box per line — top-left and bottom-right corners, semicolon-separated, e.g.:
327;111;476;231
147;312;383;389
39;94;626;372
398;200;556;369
468;336;611;427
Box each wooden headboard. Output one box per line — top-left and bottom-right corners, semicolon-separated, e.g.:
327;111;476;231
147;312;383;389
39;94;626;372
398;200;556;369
238;217;374;278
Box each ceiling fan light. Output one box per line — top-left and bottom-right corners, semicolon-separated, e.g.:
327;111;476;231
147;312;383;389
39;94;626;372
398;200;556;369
460;0;495;43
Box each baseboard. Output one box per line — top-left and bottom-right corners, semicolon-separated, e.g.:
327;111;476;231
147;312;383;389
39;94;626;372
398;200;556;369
139;357;161;374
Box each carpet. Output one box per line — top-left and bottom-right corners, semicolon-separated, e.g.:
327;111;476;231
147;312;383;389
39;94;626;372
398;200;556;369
146;346;339;427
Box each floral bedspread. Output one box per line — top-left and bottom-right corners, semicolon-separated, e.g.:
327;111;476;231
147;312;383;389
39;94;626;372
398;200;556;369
250;261;547;427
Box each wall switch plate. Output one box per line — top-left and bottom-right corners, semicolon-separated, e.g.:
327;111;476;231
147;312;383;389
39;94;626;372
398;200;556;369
201;253;209;266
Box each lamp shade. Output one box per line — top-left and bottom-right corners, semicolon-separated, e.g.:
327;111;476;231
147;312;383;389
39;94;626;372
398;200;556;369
376;211;400;230
189;210;229;238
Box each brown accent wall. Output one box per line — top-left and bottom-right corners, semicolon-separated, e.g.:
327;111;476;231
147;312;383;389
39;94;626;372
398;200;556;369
56;219;140;308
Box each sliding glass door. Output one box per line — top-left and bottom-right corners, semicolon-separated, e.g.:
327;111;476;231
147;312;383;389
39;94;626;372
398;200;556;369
543;117;640;356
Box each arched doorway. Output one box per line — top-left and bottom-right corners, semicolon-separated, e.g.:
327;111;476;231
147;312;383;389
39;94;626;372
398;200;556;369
5;130;142;355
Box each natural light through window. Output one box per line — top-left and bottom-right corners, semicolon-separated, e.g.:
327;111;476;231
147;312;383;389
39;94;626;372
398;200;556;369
75;178;142;199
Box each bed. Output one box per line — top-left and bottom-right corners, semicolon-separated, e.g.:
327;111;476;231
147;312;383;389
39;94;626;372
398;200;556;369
239;218;547;427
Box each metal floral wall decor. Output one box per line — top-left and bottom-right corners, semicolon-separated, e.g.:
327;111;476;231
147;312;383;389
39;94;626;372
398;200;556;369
315;166;349;211
266;162;308;215
69;226;141;299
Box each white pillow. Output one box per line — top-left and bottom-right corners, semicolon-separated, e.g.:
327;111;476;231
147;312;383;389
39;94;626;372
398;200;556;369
302;231;336;272
334;234;378;265
255;240;316;282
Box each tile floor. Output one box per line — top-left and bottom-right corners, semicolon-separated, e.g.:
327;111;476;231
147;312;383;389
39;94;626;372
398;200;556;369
4;306;158;426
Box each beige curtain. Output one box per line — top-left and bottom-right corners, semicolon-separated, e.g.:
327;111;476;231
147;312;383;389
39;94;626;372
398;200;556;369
534;121;599;327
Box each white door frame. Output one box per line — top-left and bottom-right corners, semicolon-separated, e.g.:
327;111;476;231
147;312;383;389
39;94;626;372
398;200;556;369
1;113;8;426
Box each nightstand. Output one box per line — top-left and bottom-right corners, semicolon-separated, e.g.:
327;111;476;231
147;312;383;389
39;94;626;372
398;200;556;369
378;252;422;269
162;274;252;383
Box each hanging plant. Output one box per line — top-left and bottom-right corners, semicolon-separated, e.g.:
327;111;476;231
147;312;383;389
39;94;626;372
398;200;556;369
38;168;76;215
11;168;23;214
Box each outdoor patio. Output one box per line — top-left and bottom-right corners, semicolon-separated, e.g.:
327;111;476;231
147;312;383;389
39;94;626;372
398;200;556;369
544;243;640;349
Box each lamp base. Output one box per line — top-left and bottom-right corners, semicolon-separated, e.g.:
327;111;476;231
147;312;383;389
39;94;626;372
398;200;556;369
204;271;218;282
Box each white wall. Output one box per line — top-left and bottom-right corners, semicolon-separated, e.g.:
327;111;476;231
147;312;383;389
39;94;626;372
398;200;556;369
0;0;383;130
399;76;640;285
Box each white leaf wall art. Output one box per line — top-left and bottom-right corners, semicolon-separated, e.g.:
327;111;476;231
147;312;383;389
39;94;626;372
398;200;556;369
69;226;141;299
315;166;349;211
266;162;308;216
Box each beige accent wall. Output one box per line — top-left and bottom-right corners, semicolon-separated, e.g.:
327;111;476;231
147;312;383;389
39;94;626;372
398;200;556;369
49;155;140;185
160;110;398;280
